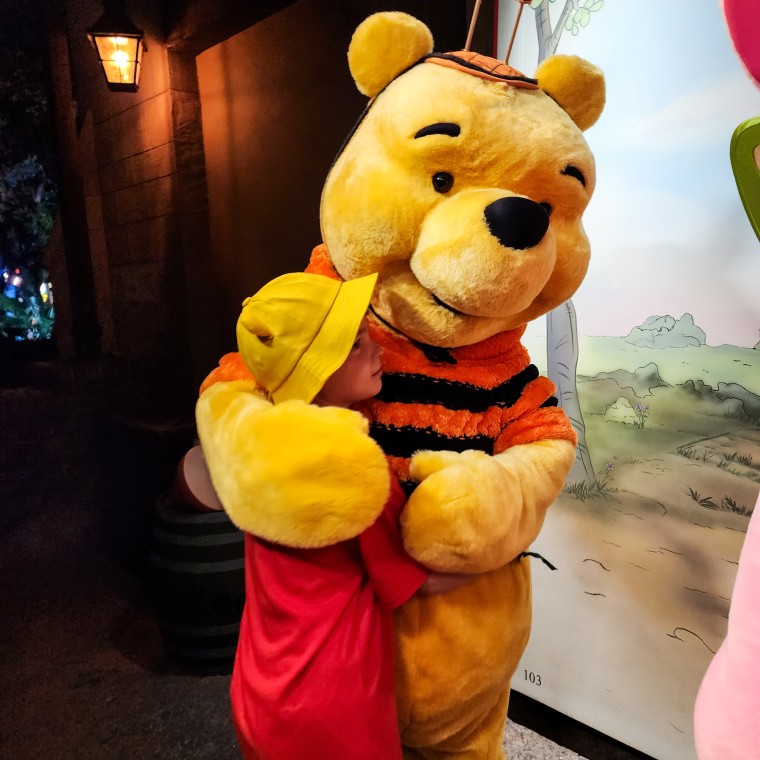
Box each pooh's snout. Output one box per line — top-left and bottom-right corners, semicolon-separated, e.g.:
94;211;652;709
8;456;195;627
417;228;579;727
484;197;550;251
411;189;557;317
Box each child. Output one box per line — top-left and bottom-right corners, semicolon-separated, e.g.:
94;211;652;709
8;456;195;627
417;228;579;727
225;272;467;760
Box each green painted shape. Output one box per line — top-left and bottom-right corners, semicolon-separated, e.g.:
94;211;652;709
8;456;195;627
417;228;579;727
730;116;760;242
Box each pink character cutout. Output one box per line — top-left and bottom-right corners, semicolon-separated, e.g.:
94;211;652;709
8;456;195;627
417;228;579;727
693;2;760;758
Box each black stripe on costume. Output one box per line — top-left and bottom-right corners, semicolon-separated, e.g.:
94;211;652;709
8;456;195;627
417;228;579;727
541;396;559;408
376;364;540;413
370;423;494;460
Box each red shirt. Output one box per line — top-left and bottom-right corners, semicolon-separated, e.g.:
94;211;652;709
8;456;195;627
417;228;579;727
231;475;428;760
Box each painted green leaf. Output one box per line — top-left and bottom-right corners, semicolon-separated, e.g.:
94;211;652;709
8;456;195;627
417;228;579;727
730;117;760;242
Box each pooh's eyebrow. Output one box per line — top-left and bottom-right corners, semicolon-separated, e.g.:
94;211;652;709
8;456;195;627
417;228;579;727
414;123;461;139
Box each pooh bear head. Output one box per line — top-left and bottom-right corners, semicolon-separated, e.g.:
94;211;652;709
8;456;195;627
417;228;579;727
320;12;605;348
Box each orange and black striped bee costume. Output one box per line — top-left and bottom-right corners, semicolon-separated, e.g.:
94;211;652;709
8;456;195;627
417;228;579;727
312;246;578;493
201;245;576;494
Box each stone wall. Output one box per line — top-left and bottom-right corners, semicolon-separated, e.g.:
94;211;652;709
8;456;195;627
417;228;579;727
62;0;219;401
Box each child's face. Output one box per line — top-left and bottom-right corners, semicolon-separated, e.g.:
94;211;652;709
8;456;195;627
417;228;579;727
316;317;383;408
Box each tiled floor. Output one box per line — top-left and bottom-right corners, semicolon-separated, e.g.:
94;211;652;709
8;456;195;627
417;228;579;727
506;721;587;759
507;692;652;760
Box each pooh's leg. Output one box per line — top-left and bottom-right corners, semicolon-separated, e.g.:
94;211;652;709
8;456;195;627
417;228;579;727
401;685;511;760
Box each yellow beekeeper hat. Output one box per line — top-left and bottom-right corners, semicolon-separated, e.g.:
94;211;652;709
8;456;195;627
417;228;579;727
236;271;378;404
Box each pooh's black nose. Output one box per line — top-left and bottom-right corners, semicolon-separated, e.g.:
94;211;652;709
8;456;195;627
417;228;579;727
484;197;550;250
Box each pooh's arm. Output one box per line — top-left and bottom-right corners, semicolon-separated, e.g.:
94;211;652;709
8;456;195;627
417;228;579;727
196;379;389;548
401;439;575;573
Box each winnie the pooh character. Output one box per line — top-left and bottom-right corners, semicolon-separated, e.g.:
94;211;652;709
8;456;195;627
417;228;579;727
197;11;604;759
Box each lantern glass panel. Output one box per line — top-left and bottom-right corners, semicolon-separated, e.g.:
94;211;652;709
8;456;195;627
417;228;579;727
93;35;142;86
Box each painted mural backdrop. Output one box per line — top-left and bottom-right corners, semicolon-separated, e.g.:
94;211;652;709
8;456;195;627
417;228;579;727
497;1;760;758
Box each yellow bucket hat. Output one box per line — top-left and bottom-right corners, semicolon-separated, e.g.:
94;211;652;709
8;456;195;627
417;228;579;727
236;272;378;404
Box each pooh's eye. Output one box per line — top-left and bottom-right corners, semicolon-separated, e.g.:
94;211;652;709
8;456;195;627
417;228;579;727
561;165;586;187
432;172;454;193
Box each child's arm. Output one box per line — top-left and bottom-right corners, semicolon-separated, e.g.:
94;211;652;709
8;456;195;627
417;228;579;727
360;476;475;605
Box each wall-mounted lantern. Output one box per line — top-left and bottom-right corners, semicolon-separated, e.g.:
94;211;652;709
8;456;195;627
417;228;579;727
86;2;146;92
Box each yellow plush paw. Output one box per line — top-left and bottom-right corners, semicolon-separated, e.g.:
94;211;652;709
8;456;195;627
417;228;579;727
196;381;389;547
402;440;576;573
403;452;520;573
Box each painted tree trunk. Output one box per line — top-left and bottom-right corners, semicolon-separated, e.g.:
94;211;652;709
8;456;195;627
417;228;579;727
546;300;595;484
535;1;596;485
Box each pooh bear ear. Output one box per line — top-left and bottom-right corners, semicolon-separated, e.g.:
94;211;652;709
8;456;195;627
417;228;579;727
535;54;605;132
348;12;434;98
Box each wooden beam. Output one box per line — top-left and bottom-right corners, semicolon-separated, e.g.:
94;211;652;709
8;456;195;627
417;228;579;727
163;0;299;55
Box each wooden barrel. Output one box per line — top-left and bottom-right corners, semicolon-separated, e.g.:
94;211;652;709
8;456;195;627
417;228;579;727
149;493;245;675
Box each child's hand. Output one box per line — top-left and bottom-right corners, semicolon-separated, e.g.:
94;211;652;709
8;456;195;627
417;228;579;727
417;572;473;595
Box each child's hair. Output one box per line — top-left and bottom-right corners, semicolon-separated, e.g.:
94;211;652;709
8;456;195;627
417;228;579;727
236;272;377;404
